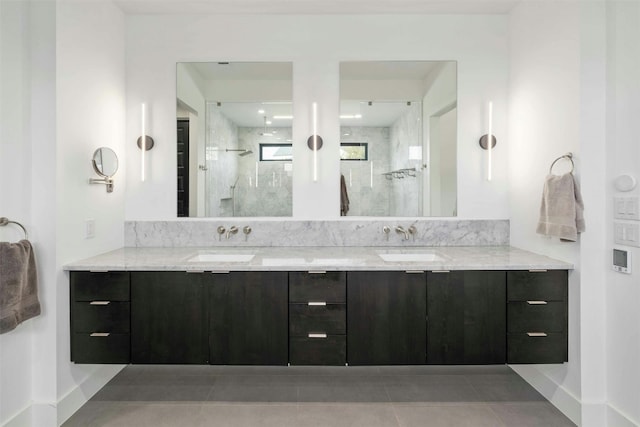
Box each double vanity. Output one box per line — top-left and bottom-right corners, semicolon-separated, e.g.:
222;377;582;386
66;246;571;367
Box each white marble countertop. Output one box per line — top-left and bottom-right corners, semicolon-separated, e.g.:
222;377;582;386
63;246;573;272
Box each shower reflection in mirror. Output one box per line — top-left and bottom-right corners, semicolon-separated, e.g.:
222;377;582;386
339;61;457;217
176;62;293;217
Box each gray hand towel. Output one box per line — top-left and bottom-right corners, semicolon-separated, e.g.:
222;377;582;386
0;240;41;334
536;173;585;242
340;174;350;216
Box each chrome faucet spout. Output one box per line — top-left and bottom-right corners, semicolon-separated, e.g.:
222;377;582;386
226;225;238;239
395;226;409;240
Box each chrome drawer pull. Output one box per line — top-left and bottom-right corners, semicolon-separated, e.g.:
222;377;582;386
406;270;425;274
90;332;110;337
308;302;327;306
89;301;110;305
528;269;548;273
308;333;327;339
431;270;450;273
526;300;548;305
308;270;326;274
527;332;548;337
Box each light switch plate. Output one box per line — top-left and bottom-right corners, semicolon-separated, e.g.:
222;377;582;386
85;219;95;239
614;222;640;247
614;196;640;220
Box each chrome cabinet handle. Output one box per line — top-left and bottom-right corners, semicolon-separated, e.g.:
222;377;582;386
89;301;110;305
90;332;110;337
308;333;327;339
308;302;327;306
526;300;548;305
527;332;548;337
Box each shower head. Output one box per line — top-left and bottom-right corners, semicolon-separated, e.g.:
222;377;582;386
225;149;253;157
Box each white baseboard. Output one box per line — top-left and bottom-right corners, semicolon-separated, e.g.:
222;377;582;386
607;405;639;427
510;364;582;426
2;405;32;427
57;364;124;426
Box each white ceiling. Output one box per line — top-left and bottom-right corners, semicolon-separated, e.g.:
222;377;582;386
114;0;521;15
190;62;293;81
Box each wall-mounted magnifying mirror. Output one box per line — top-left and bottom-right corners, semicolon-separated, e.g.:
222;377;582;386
176;62;293;218
340;61;457;217
89;147;118;192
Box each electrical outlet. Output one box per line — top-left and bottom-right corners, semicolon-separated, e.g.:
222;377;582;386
85;219;95;239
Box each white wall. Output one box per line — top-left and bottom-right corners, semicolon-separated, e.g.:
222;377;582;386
507;2;583;425
124;14;510;220
508;2;613;426
0;2;35;425
54;0;128;424
605;3;640;426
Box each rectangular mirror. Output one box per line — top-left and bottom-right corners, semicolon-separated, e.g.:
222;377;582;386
340;61;457;217
177;62;293;217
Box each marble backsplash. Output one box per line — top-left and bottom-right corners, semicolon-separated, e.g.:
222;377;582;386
125;219;509;247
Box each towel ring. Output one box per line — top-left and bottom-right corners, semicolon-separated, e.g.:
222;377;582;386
549;153;575;174
0;217;28;240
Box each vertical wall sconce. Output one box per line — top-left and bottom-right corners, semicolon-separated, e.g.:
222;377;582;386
137;103;155;181
307;102;323;182
478;101;496;181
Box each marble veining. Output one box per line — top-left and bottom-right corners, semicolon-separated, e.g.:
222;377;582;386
125;219;509;248
64;245;572;272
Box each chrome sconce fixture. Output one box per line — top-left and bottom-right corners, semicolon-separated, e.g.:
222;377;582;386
478;101;496;181
307;102;323;182
137;103;155;181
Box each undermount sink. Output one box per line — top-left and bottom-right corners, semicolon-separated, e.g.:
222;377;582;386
377;252;444;263
187;253;255;263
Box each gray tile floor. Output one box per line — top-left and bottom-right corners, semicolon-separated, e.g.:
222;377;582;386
63;365;576;427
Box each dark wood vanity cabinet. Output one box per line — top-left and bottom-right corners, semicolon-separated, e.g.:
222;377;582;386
130;272;209;364
507;270;568;364
70;268;569;367
70;271;131;364
209;272;288;365
347;271;427;365
289;272;347;365
427;271;506;365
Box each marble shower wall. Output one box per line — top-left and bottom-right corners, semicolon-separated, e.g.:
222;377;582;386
340;126;391;216
389;102;424;217
206;104;239;217
125;219;509;247
236;127;293;216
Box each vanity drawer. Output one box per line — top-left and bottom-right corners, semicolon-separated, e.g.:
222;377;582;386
507;270;567;302
507;332;567;364
72;333;130;364
290;335;346;366
71;271;130;302
72;301;130;333
289;272;346;303
507;301;565;333
289;303;346;336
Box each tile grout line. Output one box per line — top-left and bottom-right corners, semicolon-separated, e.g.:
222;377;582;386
385;385;404;427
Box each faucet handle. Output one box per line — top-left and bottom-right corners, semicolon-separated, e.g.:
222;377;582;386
408;225;417;241
243;226;252;241
382;226;391;241
217;226;226;241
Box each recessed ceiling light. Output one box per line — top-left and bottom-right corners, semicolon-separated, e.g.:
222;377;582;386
266;120;272;125
273;115;293;119
339;114;362;119
258;109;265;114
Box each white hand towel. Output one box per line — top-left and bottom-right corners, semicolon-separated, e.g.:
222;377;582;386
536;173;585;242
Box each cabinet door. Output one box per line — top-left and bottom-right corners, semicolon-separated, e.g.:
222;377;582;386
209;272;288;365
130;272;208;364
427;271;506;365
347;271;427;365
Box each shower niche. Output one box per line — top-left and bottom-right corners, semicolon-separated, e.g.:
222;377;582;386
177;62;293;217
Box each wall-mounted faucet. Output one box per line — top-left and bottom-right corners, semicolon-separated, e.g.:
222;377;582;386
382;226;391;241
226;225;238;239
395;226;409;240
